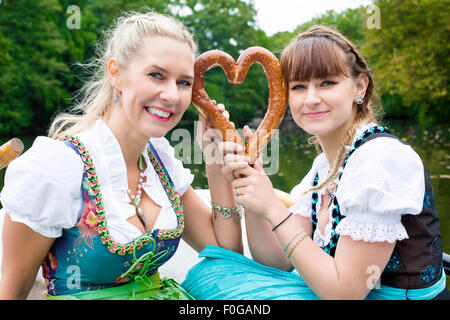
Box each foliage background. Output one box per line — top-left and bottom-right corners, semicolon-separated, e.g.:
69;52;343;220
0;0;448;137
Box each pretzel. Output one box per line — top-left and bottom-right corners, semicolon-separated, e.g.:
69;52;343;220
192;46;287;162
0;138;24;170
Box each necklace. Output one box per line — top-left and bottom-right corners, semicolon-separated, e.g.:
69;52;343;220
325;182;337;209
127;155;147;227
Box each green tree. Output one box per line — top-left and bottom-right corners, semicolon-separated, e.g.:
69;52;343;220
363;0;450;126
0;0;69;136
172;0;271;128
269;8;366;54
55;0;171;110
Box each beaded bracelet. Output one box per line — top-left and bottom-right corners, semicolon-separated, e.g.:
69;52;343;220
283;229;306;253
286;231;309;258
211;202;244;222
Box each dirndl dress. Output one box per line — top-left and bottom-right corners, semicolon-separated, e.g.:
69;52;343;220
42;136;193;300
182;126;448;300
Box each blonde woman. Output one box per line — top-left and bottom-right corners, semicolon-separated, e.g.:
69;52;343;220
0;10;242;299
182;25;449;300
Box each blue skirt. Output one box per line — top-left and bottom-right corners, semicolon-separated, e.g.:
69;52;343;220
182;245;318;300
181;245;447;300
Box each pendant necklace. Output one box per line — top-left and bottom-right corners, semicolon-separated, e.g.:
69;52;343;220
127;155;147;226
325;182;337;209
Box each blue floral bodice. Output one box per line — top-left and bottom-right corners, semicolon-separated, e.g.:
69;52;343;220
42;136;185;296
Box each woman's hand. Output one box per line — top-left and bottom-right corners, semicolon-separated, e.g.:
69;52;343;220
196;100;235;167
221;126;284;221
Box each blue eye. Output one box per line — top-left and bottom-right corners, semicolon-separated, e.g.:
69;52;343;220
322;80;337;87
177;80;192;87
291;84;306;90
148;72;163;79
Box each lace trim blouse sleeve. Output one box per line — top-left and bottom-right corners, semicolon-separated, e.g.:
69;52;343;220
0;137;84;238
335;137;425;243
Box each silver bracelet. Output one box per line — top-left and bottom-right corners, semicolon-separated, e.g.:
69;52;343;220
211;202;244;222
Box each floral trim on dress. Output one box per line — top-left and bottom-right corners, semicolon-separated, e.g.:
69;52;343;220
419;237;442;283
385;248;402;272
60;135;185;256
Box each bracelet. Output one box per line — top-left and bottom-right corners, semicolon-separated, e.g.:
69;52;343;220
271;212;293;232
286;232;309;258
211;202;243;222
283;229;306;253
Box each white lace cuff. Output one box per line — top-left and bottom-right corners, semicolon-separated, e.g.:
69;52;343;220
335;213;408;243
289;199;312;221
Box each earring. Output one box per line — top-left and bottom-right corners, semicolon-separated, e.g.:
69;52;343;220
113;87;121;104
355;95;364;105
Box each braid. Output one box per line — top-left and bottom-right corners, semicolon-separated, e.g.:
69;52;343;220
307;112;367;193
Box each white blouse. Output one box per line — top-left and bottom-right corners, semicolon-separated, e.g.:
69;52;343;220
289;123;425;246
0;120;194;244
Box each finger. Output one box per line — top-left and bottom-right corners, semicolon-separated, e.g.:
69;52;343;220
222;161;249;180
223;110;230;120
211;100;217;106
221;166;235;182
253;155;264;172
226;161;249;171
234;187;246;198
204;127;223;142
218;141;244;156
231;175;253;189
243;125;255;142
224;153;249;167
198;113;214;131
232;164;262;179
216;103;225;112
196;115;205;139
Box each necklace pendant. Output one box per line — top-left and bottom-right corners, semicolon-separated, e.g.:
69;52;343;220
327;196;334;209
136;206;147;226
325;186;336;209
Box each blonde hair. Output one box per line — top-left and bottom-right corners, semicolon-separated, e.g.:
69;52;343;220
48;9;197;139
280;25;382;191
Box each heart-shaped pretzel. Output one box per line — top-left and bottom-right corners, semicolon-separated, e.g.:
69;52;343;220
192;46;287;162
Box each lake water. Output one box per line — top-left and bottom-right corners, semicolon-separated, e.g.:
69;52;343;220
1;119;449;255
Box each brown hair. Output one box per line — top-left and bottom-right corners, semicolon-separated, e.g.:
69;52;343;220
281;25;382;191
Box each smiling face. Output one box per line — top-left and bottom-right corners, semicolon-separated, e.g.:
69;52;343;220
288;75;360;139
107;36;194;140
281;33;369;144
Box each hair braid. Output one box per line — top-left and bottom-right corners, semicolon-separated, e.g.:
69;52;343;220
307;111;367;193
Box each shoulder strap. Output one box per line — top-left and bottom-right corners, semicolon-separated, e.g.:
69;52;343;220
356;132;407;146
340;126;391;174
147;142;175;190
